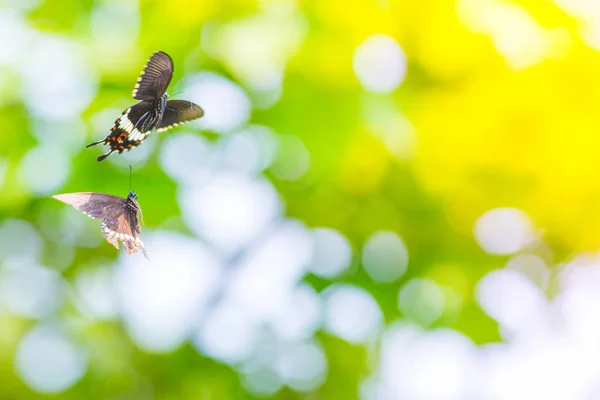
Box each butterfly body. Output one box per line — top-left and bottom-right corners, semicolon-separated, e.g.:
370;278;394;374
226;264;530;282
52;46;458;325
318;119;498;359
53;190;147;258
87;51;204;161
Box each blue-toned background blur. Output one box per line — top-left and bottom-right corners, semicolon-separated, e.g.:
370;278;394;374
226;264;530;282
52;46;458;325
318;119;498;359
3;0;600;399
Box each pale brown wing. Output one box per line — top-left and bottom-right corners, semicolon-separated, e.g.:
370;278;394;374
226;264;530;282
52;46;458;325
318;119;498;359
100;204;148;259
52;193;126;220
54;192;147;258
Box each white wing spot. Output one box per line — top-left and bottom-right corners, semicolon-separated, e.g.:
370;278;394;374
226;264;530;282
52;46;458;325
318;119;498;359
158;122;182;132
128;129;148;141
81;211;95;219
118;115;135;133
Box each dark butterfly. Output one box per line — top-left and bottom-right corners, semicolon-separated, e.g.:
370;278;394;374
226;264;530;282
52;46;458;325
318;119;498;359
87;51;204;161
53;191;148;258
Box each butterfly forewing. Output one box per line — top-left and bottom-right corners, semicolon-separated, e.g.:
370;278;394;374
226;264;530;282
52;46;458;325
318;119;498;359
52;193;127;219
156;100;204;132
132;51;173;100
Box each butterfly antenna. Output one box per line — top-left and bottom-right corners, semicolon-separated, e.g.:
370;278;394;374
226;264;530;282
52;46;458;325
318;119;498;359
172;89;192;107
172;77;186;89
128;164;133;192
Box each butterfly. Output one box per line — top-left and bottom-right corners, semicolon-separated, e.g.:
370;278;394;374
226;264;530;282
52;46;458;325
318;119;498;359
53;191;148;258
87;51;204;161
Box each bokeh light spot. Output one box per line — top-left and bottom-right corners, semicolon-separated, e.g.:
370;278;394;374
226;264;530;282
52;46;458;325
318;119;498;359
362;231;409;283
194;300;259;364
322;284;383;344
275;340;328;392
160;132;212;184
476;269;546;334
458;0;568;69
242;368;282;397
201;2;306;109
0;10;32;67
307;227;353;279
378;324;479;399
22;37;97;119
74;266;118;320
270;284;322;341
219;125;278;175
0;219;43;264
398;278;445;326
227;220;313;321
0;263;63;319
15;326;87;394
474;208;534;255
353;34;407;93
185;72;252;133
18;144;70;195
90;0;140;70
269;134;310;181
31;118;87;154
179;173;282;253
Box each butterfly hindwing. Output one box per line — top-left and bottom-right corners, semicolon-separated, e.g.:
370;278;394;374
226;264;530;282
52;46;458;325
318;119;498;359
86;101;155;161
127;100;156;127
132;51;173;101
100;198;146;257
156;100;204;132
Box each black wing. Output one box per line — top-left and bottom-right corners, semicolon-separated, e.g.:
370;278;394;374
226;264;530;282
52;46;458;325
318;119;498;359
128;101;156;126
128;100;161;133
156;100;204;132
86;101;155;161
132;51;173;101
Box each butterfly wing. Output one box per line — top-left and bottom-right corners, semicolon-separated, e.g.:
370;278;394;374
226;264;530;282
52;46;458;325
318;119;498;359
100;197;147;258
52;193;126;219
86;101;155;161
132;51;173;101
156;100;204;132
53;192;147;258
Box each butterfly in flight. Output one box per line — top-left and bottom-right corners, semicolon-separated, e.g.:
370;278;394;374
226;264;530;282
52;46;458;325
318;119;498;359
53;191;148;258
87;51;204;161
